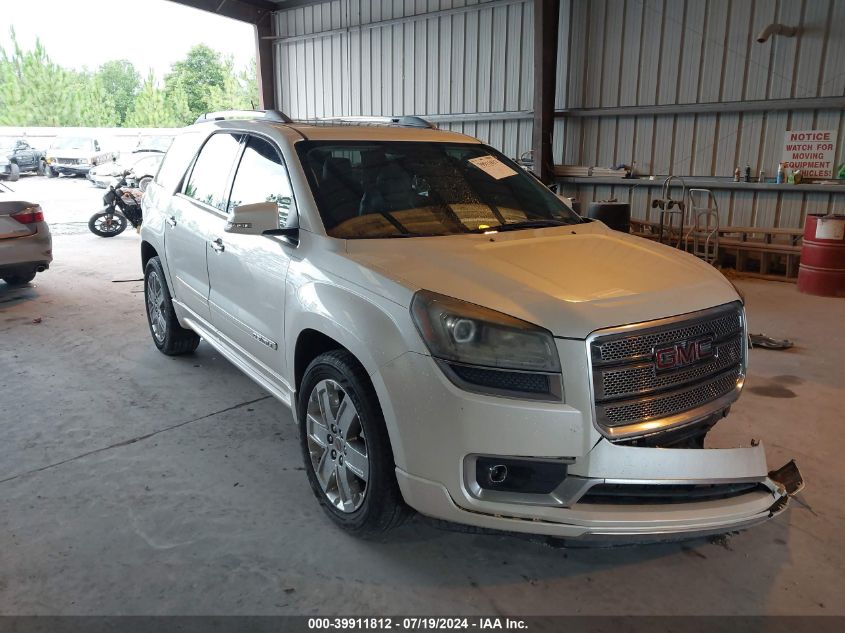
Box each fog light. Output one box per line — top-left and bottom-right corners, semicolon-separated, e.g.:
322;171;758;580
474;456;568;494
488;464;508;484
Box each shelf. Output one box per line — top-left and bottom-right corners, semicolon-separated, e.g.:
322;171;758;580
556;176;845;194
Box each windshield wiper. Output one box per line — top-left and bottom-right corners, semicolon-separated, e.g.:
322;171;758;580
387;232;444;238
478;219;571;233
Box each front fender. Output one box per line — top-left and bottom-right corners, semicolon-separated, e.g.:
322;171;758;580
285;273;426;471
285;278;424;382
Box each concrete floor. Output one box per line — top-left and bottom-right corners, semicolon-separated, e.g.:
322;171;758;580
1;176;844;615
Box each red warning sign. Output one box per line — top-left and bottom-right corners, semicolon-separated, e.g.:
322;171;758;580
782;130;836;178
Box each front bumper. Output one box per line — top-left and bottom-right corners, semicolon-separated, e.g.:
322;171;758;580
51;163;90;175
374;349;797;542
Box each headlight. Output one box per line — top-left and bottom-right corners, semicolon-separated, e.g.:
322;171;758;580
411;290;562;400
80;158;90;165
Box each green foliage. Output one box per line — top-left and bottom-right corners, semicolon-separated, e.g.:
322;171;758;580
97;60;140;125
0;28;259;128
0;28;117;127
165;45;226;121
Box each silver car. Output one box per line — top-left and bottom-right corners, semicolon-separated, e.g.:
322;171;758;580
0;185;52;285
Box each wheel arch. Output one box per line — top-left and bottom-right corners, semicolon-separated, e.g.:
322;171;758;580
286;284;424;473
141;240;158;271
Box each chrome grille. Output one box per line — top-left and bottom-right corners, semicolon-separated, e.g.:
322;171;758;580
593;309;742;364
599;368;741;427
589;302;745;439
597;335;743;400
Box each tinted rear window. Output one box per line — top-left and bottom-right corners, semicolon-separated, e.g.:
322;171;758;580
154;130;206;193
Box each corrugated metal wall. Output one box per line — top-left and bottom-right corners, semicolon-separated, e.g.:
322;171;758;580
274;0;537;159
273;0;845;228
560;0;845;227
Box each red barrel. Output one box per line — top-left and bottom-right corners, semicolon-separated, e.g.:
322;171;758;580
798;214;845;297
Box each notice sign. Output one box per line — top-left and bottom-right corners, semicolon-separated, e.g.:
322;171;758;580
782;130;836;178
468;155;517;180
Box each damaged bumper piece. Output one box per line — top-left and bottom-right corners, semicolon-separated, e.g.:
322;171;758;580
396;441;804;544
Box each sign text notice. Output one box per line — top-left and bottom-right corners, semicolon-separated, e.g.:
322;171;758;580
782;130;836;178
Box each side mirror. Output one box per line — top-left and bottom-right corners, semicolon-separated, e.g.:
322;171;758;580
225;201;281;236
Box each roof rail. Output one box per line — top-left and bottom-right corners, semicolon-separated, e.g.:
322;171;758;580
194;109;293;124
310;115;438;129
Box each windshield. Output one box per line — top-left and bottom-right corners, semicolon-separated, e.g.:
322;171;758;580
134;136;173;153
51;137;93;151
296;141;581;239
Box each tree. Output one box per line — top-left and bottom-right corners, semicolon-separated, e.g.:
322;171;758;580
0;28;257;128
164;44;227;120
0;27;116;127
206;55;260;112
96;60;140;125
125;71;184;127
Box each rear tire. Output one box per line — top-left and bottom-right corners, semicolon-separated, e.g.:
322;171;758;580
88;212;127;237
144;256;200;355
298;350;409;537
7;163;19;182
3;271;36;286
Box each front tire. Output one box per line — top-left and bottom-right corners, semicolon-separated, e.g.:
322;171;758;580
46;165;56;178
143;256;200;355
298;350;408;537
2;271;36;286
88;212;127;237
7;163;19;182
36;161;45;176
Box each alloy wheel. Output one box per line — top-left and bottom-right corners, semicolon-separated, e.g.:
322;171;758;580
306;379;369;513
146;270;167;343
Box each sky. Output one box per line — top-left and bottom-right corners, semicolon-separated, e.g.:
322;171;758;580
0;0;257;79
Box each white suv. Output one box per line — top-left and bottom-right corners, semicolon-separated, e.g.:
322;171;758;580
140;111;800;542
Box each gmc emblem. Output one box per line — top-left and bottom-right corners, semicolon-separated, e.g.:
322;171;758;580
654;336;716;372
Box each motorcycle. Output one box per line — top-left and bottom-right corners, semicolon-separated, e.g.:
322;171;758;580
88;171;144;237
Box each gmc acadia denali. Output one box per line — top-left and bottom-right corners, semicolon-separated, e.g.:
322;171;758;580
140;110;801;542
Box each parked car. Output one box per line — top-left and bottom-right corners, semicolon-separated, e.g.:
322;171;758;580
0;139;46;181
140;111;800;542
0;183;52;285
88;136;172;189
45;136;115;178
89;153;165;190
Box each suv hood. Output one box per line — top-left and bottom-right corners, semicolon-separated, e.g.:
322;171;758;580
344;221;740;339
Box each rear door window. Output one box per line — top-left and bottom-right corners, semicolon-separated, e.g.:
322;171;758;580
155;130;205;192
182;133;243;212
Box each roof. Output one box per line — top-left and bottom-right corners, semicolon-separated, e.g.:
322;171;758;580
281;123;479;143
190;115;480;144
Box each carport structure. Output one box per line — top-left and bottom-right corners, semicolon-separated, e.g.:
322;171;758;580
171;0;845;229
2;0;845;622
170;0;563;183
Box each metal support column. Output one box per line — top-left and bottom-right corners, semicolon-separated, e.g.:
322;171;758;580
532;0;560;184
255;14;276;110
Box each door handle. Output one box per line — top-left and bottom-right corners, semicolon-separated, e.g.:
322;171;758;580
166;215;177;227
211;237;225;252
